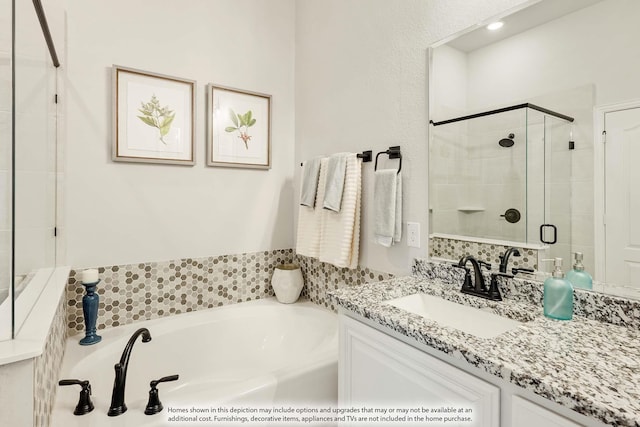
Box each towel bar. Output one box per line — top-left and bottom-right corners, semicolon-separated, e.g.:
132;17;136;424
300;150;372;166
357;150;373;162
374;146;402;174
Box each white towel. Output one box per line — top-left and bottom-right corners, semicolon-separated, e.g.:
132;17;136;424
374;170;402;247
319;154;361;269
300;158;322;207
296;158;328;257
322;153;348;212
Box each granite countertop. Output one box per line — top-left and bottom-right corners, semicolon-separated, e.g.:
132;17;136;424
329;272;640;427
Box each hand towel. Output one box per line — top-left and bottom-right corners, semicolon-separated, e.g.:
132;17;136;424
374;170;402;247
319;153;361;269
322;153;349;212
296;158;328;258
393;173;402;243
300;157;322;207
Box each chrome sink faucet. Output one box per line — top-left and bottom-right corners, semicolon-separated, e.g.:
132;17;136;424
108;328;152;416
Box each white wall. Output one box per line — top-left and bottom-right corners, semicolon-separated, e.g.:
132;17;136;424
64;0;296;268
294;0;530;275
466;0;640;110
429;46;469;239
431;45;468;121
64;0;536;273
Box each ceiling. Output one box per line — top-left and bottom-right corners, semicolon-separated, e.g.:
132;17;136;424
447;0;604;53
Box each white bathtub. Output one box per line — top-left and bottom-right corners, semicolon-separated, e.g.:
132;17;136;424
52;298;338;426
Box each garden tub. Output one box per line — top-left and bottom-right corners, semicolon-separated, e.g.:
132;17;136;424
52;298;338;426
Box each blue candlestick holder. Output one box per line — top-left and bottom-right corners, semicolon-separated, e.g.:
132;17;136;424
79;279;102;346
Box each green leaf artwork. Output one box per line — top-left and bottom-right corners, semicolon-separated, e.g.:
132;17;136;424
137;94;175;144
225;109;257;149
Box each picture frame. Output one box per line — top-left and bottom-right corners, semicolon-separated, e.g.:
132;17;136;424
207;84;271;169
113;65;196;165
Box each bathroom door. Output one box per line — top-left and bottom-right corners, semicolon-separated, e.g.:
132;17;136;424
604;107;640;287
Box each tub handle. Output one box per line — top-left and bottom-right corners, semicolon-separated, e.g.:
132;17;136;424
145;374;180;415
58;379;94;415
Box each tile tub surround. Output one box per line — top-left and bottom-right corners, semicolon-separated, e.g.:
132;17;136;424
414;258;640;329
429;234;540;270
295;254;393;311
66;250;296;335
66;250;392;335
34;292;67;427
329;276;640;427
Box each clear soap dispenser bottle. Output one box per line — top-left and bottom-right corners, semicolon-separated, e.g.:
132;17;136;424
565;252;592;290
543;258;573;321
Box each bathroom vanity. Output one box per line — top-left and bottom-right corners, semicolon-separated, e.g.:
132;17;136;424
330;261;640;427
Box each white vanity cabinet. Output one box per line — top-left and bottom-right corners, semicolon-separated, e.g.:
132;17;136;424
339;314;500;426
339;313;602;427
512;396;582;427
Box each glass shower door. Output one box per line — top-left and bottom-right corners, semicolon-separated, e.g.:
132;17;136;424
429;109;528;243
0;0;11;340
543;114;572;266
0;0;59;341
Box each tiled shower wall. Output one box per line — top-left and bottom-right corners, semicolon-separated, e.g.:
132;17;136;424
429;110;530;243
66;249;392;335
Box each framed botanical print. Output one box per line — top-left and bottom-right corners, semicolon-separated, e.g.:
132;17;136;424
113;66;195;165
207;84;271;169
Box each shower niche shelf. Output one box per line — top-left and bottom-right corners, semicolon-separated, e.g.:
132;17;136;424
457;207;485;213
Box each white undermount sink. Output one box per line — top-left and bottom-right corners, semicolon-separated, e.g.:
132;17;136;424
384;293;522;339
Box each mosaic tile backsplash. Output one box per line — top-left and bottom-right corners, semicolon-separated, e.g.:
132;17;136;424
66;249;296;335
66;249;394;335
429;235;540;270
295;254;393;311
34;291;67;427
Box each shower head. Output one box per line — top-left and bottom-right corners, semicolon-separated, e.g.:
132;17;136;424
499;133;515;147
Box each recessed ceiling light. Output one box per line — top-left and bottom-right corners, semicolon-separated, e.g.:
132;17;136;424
487;21;504;31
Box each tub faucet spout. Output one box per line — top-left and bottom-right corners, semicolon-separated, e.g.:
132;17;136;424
108;328;152;416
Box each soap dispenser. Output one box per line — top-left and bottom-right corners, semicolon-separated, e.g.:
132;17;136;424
565;252;592;290
543;258;573;321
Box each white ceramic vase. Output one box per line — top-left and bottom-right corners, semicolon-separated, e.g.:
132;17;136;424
271;264;304;303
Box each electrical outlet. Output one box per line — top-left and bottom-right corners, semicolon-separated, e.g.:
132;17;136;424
407;222;420;248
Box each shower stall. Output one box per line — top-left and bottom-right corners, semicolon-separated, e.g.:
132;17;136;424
429;103;574;263
0;0;61;340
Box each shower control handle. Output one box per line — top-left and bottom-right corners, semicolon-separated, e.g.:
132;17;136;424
500;208;521;224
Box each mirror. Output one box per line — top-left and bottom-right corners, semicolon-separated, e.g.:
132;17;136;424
428;0;640;298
